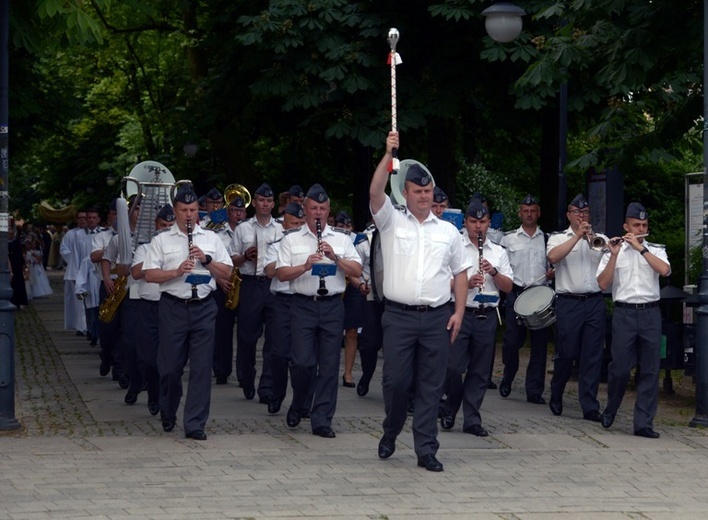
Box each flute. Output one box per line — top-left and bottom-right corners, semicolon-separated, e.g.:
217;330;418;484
609;233;649;245
186;219;198;300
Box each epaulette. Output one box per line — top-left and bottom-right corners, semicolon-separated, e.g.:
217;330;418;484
152;227;172;238
282;226;301;236
550;231;564;235
332;227;351;236
646;242;665;249
274;217;284;225
504;229;516;236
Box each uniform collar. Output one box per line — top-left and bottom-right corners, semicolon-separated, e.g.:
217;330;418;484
517;225;542;238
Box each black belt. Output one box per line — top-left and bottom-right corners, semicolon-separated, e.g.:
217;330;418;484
275;292;292;299
293;293;341;302
385;299;450;312
557;292;602;300
241;274;269;281
512;284;525;294
161;292;213;305
615;301;660;310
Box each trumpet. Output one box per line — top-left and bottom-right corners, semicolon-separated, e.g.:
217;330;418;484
585;226;608;252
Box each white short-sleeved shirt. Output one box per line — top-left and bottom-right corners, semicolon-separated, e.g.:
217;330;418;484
456;234;513;308
265;240;291;294
231;217;283;276
501;226;548;288
547;227;607;294
143;224;233;299
276;225;361;296
596;242;670;303
371;197;471;307
132;242;161;301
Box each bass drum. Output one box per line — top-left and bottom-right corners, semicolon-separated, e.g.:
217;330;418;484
369;228;385;303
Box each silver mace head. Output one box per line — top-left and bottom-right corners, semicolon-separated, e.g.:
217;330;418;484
387;28;399;51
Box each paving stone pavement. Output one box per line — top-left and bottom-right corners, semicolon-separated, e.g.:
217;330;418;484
2;271;708;519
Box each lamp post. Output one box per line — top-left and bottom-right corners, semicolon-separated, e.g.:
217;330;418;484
0;0;21;431
689;0;708;428
482;2;526;43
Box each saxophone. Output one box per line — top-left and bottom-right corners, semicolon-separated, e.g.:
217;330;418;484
98;275;128;323
225;267;242;310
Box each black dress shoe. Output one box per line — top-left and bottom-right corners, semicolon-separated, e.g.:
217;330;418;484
378;435;396;459
124;391;138;405
549;400;563;416
440;415;455;431
634;428;660;439
487;380;497;390
185;430;207;441
259;395;271;405
312;426;336;438
342;375;355;388
118;374;130;389
417;454;444;472
527;393;546;405
286;408;301;428
601;410;615;429
215;376;228;385
99;361;110;377
499;380;511;398
583;410;602;423
407;399;415;415
356;378;370;397
300;409;311;420
268;398;282;414
162;417;176;432
243;385;256;400
463;424;489;437
147;401;160;416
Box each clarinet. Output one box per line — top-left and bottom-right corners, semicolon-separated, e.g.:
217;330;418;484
187;219;198;300
316;218;328;296
476;231;487;320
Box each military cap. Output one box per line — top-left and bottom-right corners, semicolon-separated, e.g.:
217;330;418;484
569;193;589;209
335;211;352;225
465;198;490;219
626;202;648;220
284;202;304;218
156;204;175;222
205;187;223;201
520;194;539;206
254;183;274;198
229;196;246;209
405;163;432;187
288;185;305;198
174;185;199;205
305;183;329;203
433;186;448;204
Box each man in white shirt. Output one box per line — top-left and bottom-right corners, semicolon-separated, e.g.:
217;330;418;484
597;202;670;438
499;194;554;405
231;183;283;402
276;184;362;438
546;193;608;422
370;132;471;472
143;186;232;441
440;199;513;437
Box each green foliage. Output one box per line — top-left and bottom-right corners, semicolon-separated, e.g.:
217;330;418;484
456;160;523;230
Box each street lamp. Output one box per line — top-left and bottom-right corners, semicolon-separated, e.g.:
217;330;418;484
482;2;526;43
689;0;708;427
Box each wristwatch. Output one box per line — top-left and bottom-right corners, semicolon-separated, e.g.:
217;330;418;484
203;254;212;265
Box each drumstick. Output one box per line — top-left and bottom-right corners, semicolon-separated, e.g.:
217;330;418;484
525;269;554;289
